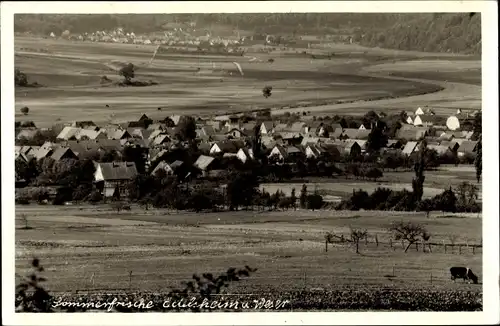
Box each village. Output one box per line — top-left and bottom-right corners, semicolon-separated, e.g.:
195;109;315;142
15;105;480;209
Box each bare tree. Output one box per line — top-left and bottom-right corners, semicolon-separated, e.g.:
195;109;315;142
350;227;368;254
389;221;428;253
324;232;334;252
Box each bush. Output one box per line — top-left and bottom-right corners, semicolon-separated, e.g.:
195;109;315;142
16;197;30;205
370;187;393;210
86;190;103;204
306;193;324;210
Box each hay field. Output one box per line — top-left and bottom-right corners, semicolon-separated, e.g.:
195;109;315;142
14;37;480;127
16;205;482;294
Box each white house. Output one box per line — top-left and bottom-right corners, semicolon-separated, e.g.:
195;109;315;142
236;148;254;164
415;107;425;115
406;116;414;124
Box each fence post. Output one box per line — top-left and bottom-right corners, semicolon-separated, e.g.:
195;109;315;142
401;240;405;249
365;235;368;245
473;246;475;255
325;240;328;252
392;266;395;277
129;271;133;290
389;238;392;249
459;245;462;255
430;272;433;284
375;234;379;247
416;242;419;252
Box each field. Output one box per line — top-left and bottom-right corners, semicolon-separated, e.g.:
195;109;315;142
14;37;480;127
16;205;482;298
260;165;482;202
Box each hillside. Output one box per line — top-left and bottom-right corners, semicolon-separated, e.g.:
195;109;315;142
14;13;481;54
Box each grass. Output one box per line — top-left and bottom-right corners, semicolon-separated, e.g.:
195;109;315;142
14;37;479;127
15;205;482;294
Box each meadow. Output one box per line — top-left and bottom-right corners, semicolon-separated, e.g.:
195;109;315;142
14;37;480;127
16;204;482;296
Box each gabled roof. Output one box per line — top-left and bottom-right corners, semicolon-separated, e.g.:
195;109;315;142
35;148;53;160
96;162;137;180
193;155;215;171
427;145;451;155
402;141;419;155
170;160;184;169
289;122;306;132
301;137;320;146
342;129;371;140
72;121;96;128
77;128;105;140
151;161;173;175
57;126;82;140
286;146;302;154
201;125;216;136
106;128;131;140
260;121;274;131
458;140;479;154
51;147;77;161
151;134;171;146
212;140;245;153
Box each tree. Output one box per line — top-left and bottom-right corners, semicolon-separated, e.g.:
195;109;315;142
455;182;479;211
474;141;482;183
175;116;197;142
412;140;427;203
119;63;135;82
226;172;260;210
365;167;383;181
299;184;307;208
389;221;429;253
15;69;28;87
324;232;334;252
262;86;272;98
432;187;457;212
306;192;323;211
350;227;368;254
472;111;481;140
20;106;30;115
366;123;388;153
290;188;297;210
251;124;262;160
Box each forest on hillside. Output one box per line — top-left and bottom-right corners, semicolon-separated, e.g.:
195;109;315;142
14;13;481;54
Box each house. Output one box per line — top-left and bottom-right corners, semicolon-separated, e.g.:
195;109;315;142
351;139;368;152
210;140;245;155
337;140;362;156
396;127;428;141
358;124;367;130
151;161;174;176
15;152;30;164
273;123;289;134
268;145;303;162
406;116;414;125
240;122;257;133
331;128;344;139
439;140;460;152
236;148;254;164
415;107;425;116
301;136;320;146
150;134;171;146
225;128;247;139
34;148;54;161
77;128;107;140
427;145;452;156
341;129;371;140
402;141;419;156
57;126;82;140
106;128;132;140
279;132;303;146
199;126;216;137
94;162;138;198
193;155;215;175
127;128;152;140
305;143;341;160
413;115;443;127
50;147;78;161
457;140;479;157
259;121;274;134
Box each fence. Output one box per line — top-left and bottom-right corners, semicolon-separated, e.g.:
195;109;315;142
326;234;482;255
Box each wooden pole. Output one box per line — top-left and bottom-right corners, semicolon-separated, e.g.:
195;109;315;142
430;272;433;284
459;245;462;255
129;271;132;289
416;242;419;252
392;266;395;277
365;235;368;245
375;234;379;247
473;246;475;255
444;244;447;253
389;238;392;248
325;240;328;252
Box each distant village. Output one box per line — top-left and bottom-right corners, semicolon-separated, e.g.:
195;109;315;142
15;105;480;206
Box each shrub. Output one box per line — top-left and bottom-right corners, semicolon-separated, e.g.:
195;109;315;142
306;193;324;210
86;190;103;204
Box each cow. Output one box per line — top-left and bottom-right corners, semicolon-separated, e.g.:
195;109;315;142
450;267;479;284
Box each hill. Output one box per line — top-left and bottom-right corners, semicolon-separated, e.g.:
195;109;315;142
14;13;480;54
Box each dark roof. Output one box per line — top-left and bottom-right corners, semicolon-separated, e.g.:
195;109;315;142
51;147;77;161
97;162;137;180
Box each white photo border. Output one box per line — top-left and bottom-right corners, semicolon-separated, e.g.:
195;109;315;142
2;1;498;325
